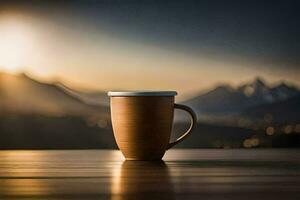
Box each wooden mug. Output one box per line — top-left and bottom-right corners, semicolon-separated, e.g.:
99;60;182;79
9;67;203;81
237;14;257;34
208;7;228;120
108;91;197;160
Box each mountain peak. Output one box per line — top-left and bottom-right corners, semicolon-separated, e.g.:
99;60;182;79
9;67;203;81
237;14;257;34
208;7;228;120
0;71;35;81
276;82;289;89
19;72;32;79
210;84;234;95
275;82;298;91
238;77;269;97
253;76;267;87
239;77;268;89
215;84;233;91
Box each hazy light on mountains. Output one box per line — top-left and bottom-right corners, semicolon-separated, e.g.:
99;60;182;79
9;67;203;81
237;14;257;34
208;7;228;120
0;1;299;98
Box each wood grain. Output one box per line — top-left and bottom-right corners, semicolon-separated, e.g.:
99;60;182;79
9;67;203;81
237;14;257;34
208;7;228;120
1;150;300;200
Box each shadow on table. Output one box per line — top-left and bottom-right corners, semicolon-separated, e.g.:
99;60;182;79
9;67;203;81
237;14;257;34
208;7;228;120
111;160;175;200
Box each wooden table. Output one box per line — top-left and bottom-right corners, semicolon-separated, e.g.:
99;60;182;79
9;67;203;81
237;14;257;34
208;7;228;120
0;149;300;199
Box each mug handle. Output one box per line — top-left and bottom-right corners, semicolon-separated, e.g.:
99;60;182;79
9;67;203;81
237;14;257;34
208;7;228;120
167;103;197;149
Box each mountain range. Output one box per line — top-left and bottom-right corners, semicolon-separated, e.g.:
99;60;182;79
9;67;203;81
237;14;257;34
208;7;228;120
0;72;109;121
0;72;299;149
0;72;299;124
57;82;109;107
184;77;300;123
56;76;300;123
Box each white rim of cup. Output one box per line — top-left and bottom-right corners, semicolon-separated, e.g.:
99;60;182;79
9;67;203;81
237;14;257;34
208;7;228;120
107;91;177;97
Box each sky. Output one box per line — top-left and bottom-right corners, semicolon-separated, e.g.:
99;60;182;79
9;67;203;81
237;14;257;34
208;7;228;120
0;0;299;98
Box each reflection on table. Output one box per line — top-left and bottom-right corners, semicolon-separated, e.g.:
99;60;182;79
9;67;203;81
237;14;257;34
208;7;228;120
111;161;174;200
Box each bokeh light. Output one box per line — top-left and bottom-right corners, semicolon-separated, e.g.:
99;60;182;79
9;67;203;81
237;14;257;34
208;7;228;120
283;125;293;134
243;139;252;148
266;127;275;136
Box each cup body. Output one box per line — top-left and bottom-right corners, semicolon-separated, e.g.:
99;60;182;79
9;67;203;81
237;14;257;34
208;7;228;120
110;96;175;160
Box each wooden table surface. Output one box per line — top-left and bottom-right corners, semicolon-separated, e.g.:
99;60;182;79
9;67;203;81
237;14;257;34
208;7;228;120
0;149;300;200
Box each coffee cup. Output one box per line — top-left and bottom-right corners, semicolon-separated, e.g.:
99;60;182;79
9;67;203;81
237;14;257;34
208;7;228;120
108;91;197;160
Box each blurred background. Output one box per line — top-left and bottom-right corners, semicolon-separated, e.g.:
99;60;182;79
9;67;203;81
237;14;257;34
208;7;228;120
0;0;299;149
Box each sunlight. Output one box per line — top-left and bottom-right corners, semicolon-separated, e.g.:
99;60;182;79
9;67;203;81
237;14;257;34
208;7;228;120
0;17;32;73
111;162;122;195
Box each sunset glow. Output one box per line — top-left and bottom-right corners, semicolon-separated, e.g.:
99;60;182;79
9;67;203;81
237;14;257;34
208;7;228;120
0;2;299;99
0;16;33;73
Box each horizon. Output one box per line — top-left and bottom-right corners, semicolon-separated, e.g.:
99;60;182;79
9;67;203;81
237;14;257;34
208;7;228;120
1;69;298;101
0;0;299;98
